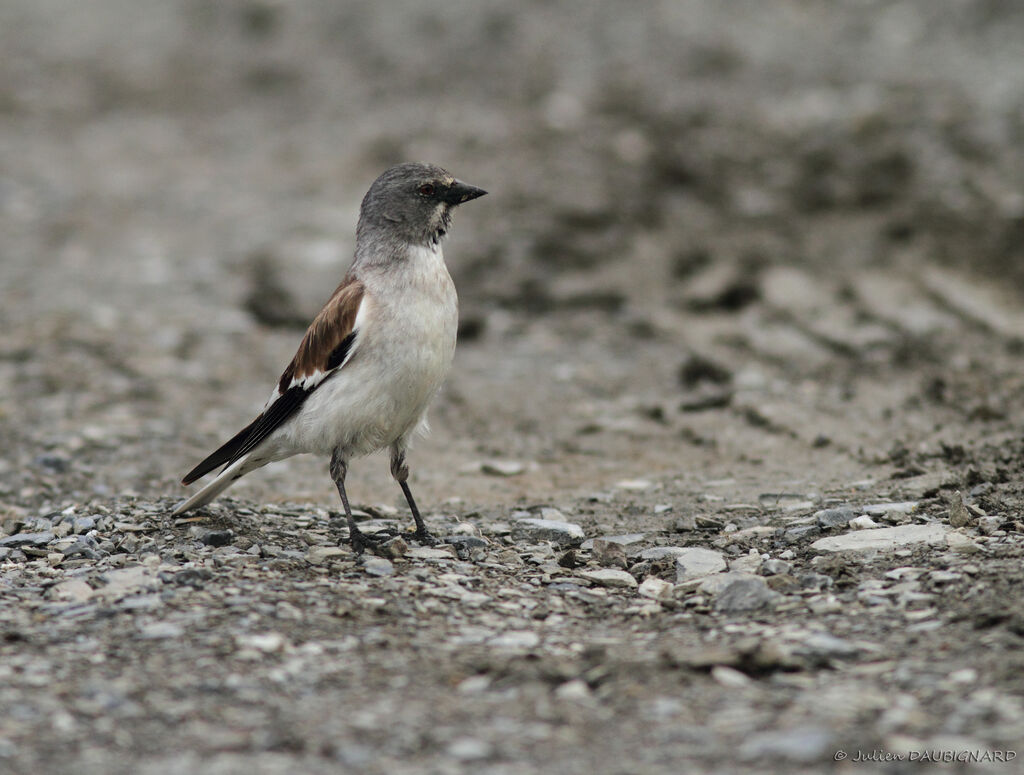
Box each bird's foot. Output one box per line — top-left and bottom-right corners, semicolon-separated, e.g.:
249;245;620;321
411;527;439;546
348;526;389;556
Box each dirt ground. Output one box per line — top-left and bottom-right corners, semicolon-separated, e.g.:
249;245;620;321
3;2;1024;773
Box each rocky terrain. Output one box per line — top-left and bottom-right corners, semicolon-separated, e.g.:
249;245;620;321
3;1;1024;773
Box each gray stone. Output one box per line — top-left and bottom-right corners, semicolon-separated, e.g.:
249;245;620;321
307;546;346;564
814;507;859;528
589;539;629;569
512;518;585;547
947;491;974;528
638;546;690;560
810;524;951;554
363;557;394;576
578;568;638;589
580;533;645;550
713;577;781;613
0;531;54;548
72;516;96;534
760;558;791;576
674;548;727;581
638;577;673;600
739;727;834;762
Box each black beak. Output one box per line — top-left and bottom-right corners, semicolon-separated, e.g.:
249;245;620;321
443;179;488;205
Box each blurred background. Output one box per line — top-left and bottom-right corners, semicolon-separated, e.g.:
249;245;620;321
2;0;1024;514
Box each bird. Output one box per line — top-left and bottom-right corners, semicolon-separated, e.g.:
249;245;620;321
172;162;487;553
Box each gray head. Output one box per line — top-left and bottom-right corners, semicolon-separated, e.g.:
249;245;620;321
355;162;487;253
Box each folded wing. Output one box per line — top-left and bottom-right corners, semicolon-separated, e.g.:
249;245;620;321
181;276;366;485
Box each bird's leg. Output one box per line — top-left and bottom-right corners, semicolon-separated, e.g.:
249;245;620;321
390;447;437;545
330;450;382;555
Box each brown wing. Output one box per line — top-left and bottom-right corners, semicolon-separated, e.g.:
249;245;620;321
181;277;365;485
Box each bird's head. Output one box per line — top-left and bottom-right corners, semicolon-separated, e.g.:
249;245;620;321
357;162;487;250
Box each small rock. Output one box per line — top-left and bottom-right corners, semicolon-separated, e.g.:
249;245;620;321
728;552;762;574
976;516;1002;535
698;572;759;595
814;507;858;528
381;536;408;558
713;577;781;613
193;528;233;547
307;546;346;564
407;546;457;560
72;516;96;534
579;568;638;589
810;524;950;554
554;679;592;700
615;479;654;491
760;558;791;576
488;630;540;650
947;491;974;528
363;557;394;577
711;665;752;688
739;727;834;763
0;531;54;548
480;460;525;477
49;578;94;603
590;539;628;569
99;566;161;600
235;632;285;653
863;501;919;516
638;546;689;560
638;577;673;601
557;550;581;568
138;621;184;639
512;518;585;547
674;548;727;582
849;515;880;530
580;533;645;550
447;737;492;762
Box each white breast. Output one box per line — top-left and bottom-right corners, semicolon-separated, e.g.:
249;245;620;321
283;243;458;459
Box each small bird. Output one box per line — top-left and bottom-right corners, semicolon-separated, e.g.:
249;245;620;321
172;162;487;552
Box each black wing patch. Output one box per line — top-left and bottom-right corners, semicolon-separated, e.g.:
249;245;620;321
180;384;310;485
326;331;357;371
181;417;260;485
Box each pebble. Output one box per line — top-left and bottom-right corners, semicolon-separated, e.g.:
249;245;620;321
512;518;585;547
72;516;96;534
580;534;645;550
673;548;727;582
589;539;629;569
814;507;859;528
235;632;285;653
363;557;394;577
947;491;975;528
0;531;54;548
739;727;834;762
479;460;526;477
713;577;781;613
711;665;752;687
615;479;654;491
98;566;161;600
810;524;951;553
579;569;638;589
488;630;540;650
307;546;347;564
760;558;791;576
637;577;673;601
406;546;457;560
447;737;492;761
848;515;880;530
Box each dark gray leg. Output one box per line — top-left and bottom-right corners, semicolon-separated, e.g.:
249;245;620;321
331;449;380;555
390;447;436;545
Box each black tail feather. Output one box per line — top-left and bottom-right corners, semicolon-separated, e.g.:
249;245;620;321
181;417;260;485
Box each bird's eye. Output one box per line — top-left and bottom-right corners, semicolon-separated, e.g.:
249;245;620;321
418;184;435;196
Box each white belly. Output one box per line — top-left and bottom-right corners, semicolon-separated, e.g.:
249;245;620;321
281;244;458;459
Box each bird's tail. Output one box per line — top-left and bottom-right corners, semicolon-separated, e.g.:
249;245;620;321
171;455;263;517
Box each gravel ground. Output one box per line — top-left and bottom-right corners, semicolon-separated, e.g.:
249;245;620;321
3;2;1024;773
